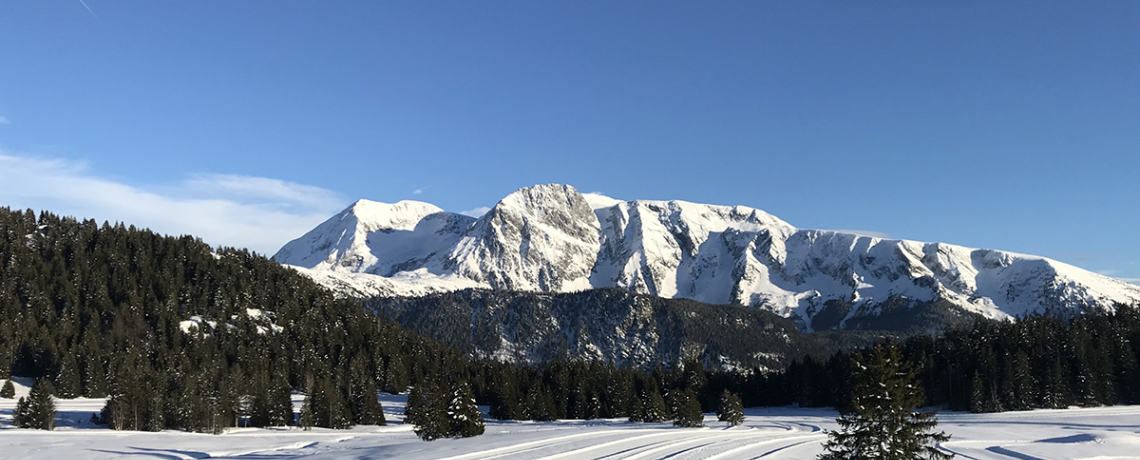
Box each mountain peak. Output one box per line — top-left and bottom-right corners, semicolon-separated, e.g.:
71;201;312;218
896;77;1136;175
276;186;1140;330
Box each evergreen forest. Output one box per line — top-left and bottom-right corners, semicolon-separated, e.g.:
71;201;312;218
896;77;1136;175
2;206;1138;436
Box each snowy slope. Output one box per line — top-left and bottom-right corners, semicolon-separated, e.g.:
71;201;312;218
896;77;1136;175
5;379;1140;460
275;184;1140;330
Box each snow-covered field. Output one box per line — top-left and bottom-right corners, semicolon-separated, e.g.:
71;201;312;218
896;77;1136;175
2;378;1139;459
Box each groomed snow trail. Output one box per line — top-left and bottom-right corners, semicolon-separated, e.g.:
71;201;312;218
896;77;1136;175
3;383;1140;460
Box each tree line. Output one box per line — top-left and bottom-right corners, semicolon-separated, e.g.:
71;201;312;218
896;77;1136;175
0;208;469;432
738;306;1140;413
2;206;1137;440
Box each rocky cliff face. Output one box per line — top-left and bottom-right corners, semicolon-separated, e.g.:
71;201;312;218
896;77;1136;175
275;184;1140;331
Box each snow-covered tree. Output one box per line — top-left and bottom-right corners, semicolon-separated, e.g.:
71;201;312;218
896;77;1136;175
668;388;703;428
1;379;14;399
447;382;484;438
818;344;952;460
716;390;744;427
407;382;448;441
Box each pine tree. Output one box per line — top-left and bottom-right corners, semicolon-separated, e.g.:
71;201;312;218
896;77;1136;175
353;380;387;426
1;380;14;398
642;388;668;422
447;382;484;438
716;390;745;427
14;379;56;430
55;354;81;399
668;388;704;428
407;382;448;441
298;393;314;431
818;344;953;460
13;396;30;426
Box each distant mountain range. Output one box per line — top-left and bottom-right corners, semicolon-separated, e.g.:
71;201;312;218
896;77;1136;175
275;184;1140;332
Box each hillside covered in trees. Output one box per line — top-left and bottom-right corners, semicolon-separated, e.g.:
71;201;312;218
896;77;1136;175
2;206;1138;437
0;207;467;432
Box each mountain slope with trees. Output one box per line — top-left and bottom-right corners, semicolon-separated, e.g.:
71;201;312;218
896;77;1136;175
0;207;467;432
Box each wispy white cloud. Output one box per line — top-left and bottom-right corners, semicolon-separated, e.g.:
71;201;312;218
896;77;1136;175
413;189;423;195
77;0;99;19
459;206;491;218
827;229;894;239
0;116;9;125
1122;278;1140;286
0;151;347;255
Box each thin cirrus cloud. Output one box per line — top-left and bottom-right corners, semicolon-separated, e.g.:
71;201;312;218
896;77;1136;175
826;229;894;239
0;151;348;255
459;206;491;218
0;116;9;125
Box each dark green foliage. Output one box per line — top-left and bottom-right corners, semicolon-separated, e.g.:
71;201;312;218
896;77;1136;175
55;355;81;398
629;377;668;423
406;382;449;441
0;379;13;398
4;205;1140;436
13;378;56;430
668;388;703;428
818;344;952;460
716;390;744;426
251;370;294;427
447;382;484;438
308;378;352;429
298;393;314;430
749;306;1140;414
0;207;469;433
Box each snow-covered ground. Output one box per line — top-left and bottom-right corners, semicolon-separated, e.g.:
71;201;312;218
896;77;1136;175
2;379;1139;459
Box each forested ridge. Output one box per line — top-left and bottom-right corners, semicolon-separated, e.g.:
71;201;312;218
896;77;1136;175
2;206;1138;437
0;207;466;432
747;308;1140;412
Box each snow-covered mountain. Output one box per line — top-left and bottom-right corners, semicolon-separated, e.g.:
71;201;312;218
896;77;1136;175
275;184;1140;331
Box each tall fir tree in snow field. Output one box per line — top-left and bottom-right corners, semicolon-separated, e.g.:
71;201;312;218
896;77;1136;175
819;344;952;460
406;382;449;441
13;379;56;430
668;388;704;428
447;382;485;438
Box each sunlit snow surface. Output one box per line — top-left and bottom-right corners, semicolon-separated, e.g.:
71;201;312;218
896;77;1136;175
2;378;1140;460
275;185;1140;329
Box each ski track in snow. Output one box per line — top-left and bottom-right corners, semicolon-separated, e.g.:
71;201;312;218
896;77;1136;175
3;380;1140;459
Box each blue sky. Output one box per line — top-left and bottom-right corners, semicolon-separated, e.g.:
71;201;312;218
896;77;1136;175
0;1;1137;282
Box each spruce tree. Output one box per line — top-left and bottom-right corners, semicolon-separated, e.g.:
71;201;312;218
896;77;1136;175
407;382;449;441
818;344;953;460
447;382;484;438
716;390;745;427
14;379;56;430
1;380;14;398
55;355;81;399
668;388;704;428
298;393;314;431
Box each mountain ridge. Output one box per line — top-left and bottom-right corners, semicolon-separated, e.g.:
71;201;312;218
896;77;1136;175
275;184;1140;331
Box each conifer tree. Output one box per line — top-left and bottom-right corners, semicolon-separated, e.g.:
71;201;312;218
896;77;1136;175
298;393;314;431
447;382;484;438
352;380;387;426
14;379;56;430
642;388;668;422
668;388;704;428
716;390;745;427
55;355;81;399
818;344;952;460
407;382;448;441
13;396;30;426
1;379;14;398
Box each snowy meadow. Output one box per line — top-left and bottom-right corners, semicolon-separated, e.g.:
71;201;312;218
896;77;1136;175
2;378;1139;460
